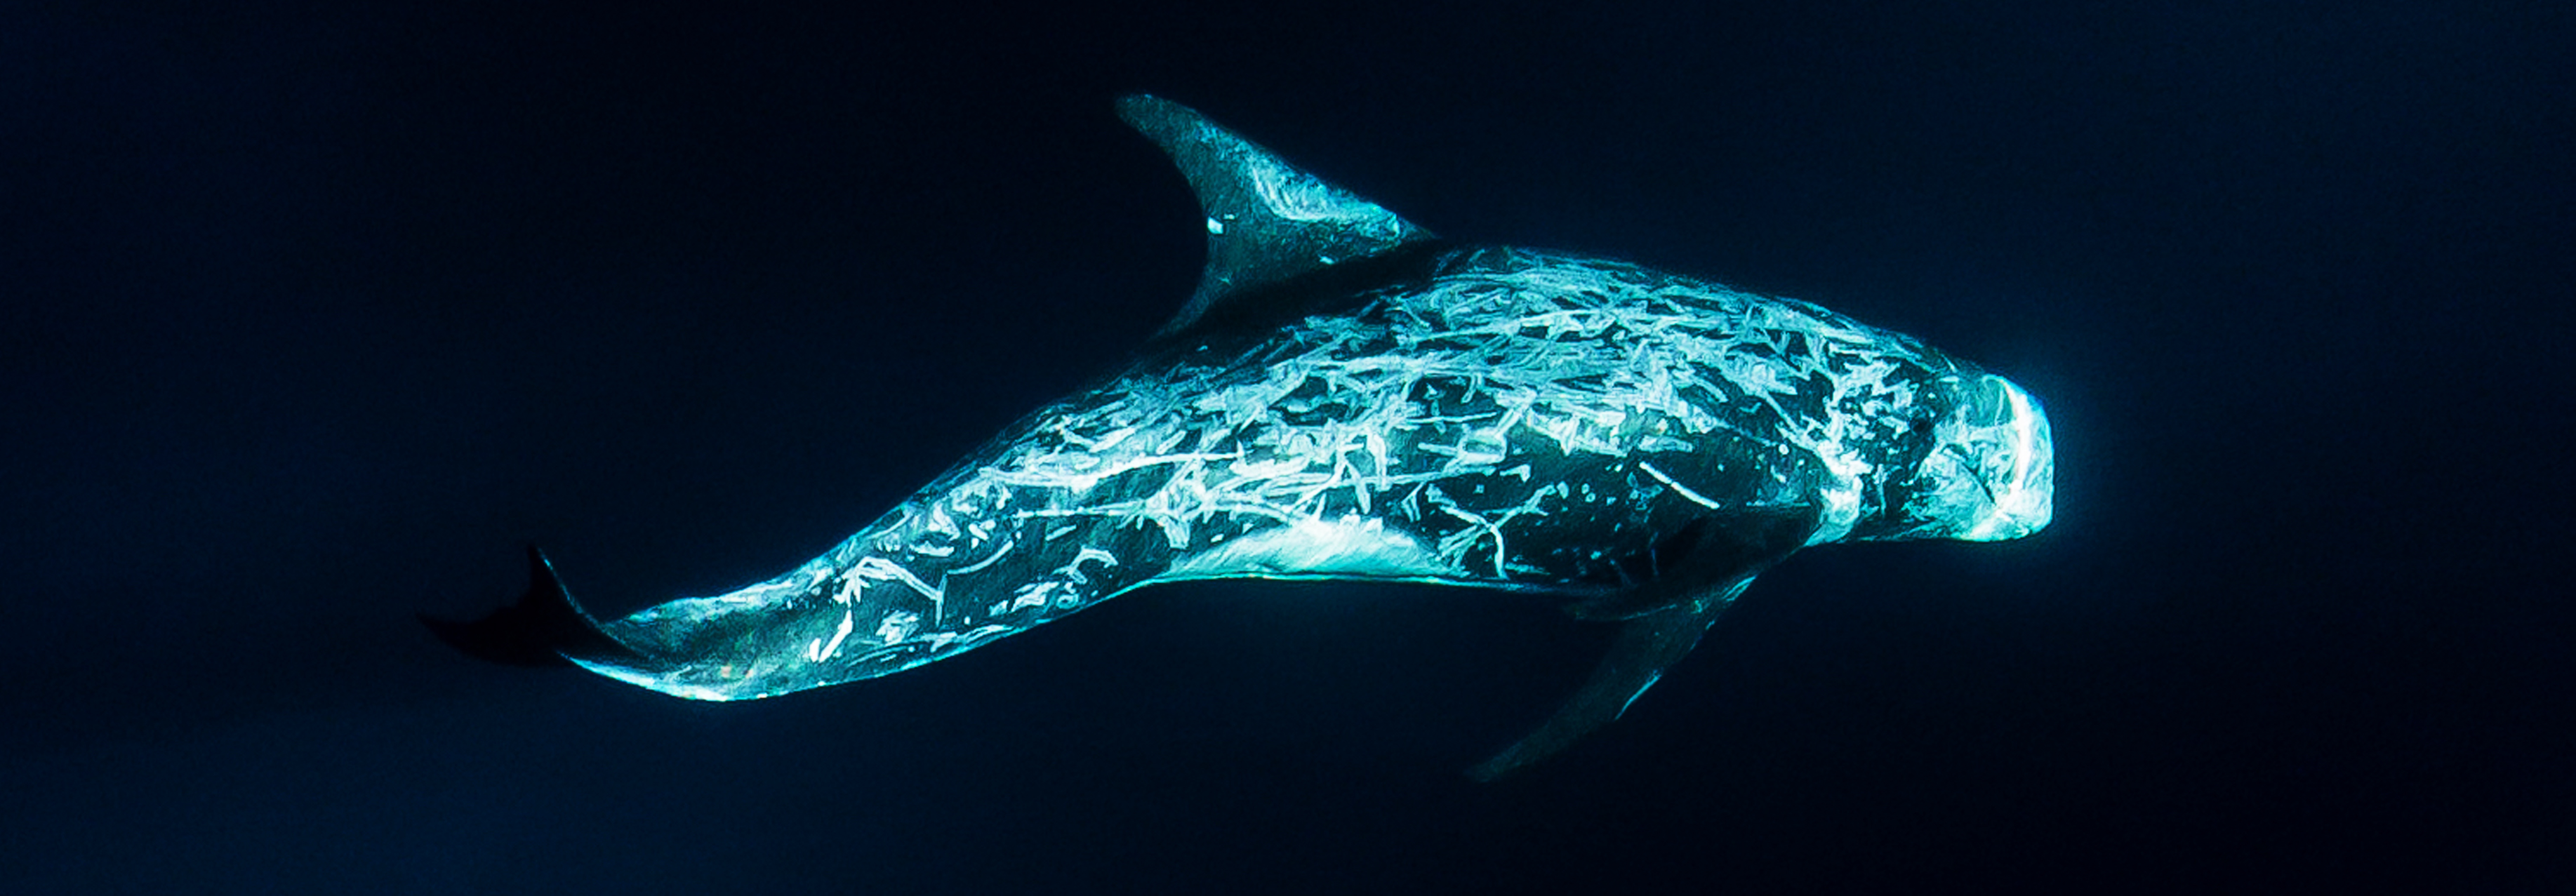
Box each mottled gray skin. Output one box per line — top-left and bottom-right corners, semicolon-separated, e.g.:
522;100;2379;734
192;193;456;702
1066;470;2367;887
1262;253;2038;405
555;96;2054;777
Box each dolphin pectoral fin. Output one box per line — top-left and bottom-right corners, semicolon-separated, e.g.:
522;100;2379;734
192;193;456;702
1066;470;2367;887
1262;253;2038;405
1468;578;1753;781
1569;504;1819;621
419;545;655;670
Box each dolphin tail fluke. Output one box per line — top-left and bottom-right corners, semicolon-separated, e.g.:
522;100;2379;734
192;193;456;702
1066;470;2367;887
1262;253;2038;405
1468;579;1750;781
419;545;653;669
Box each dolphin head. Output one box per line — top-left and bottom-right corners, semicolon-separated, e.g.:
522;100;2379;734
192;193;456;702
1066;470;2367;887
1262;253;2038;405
1864;371;2054;542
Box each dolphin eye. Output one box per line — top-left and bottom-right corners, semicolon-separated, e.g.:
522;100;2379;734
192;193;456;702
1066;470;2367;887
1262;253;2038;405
1944;444;2000;503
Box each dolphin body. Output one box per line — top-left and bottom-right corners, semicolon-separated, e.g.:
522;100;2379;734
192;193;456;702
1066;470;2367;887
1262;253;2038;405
427;95;2055;779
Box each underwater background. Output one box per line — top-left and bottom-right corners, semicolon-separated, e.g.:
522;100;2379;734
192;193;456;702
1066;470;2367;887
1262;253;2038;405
3;1;2567;892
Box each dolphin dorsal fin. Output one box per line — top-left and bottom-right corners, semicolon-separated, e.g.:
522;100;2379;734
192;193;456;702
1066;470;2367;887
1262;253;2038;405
1117;95;1435;337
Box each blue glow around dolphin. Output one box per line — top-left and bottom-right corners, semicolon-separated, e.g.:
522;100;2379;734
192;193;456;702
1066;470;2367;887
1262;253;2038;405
451;95;2055;779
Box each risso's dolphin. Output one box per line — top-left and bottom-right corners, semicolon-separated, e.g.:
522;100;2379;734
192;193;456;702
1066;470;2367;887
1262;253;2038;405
426;95;2055;779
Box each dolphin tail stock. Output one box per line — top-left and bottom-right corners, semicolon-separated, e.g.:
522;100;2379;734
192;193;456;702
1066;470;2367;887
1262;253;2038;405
1467;578;1752;781
420;545;655;670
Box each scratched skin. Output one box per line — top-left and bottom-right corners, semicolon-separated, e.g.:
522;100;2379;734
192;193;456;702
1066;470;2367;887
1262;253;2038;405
576;246;2052;702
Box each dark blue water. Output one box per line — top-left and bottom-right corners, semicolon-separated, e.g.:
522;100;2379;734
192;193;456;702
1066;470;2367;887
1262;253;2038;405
4;2;2567;892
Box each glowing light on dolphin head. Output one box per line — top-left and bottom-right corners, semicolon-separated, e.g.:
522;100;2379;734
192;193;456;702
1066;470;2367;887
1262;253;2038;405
1875;372;2054;542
